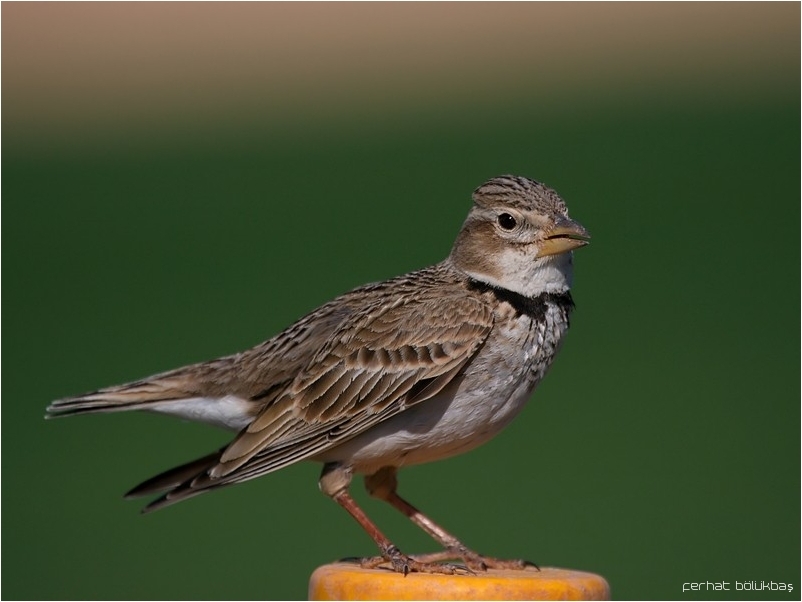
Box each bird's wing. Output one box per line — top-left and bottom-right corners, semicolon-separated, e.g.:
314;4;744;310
145;287;494;510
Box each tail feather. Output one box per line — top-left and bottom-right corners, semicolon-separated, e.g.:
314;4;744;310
47;395;165;418
46;371;199;418
47;364;270;512
135;454;232;514
141;487;211;514
125;448;224;500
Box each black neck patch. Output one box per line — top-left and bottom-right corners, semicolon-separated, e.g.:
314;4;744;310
466;279;574;321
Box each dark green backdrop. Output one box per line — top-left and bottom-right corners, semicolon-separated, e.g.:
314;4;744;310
3;5;799;601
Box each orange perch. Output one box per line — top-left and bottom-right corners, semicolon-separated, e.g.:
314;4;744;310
309;563;610;601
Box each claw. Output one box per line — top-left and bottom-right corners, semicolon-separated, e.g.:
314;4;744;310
463;552;539;572
341;547;531;575
350;552;474;575
408;547;539;572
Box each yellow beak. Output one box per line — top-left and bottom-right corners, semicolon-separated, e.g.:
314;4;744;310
536;216;590;258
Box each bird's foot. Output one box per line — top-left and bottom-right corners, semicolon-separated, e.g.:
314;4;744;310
345;546;473;575
411;546;539;572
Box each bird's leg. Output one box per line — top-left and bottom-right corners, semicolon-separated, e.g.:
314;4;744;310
365;467;538;572
319;463;467;575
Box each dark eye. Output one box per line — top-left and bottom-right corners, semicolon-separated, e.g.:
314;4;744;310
497;213;517;230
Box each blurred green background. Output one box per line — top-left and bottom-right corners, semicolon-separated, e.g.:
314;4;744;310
3;4;799;600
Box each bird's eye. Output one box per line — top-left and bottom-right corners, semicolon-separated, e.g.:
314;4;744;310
497;213;517;230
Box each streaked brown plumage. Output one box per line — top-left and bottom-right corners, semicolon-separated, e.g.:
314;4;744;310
47;175;589;574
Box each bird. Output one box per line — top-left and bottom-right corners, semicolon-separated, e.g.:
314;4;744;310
47;174;589;575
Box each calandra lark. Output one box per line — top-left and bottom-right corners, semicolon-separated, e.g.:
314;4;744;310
48;175;589;574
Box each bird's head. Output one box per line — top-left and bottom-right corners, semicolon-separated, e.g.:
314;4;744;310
450;175;590;297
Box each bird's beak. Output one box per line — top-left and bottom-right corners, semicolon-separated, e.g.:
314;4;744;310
537;216;591;258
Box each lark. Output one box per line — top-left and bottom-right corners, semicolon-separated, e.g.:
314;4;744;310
47;175;589;575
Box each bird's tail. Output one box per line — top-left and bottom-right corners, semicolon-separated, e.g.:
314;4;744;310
46;374;190;418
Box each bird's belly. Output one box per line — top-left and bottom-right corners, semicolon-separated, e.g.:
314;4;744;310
317;309;567;475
